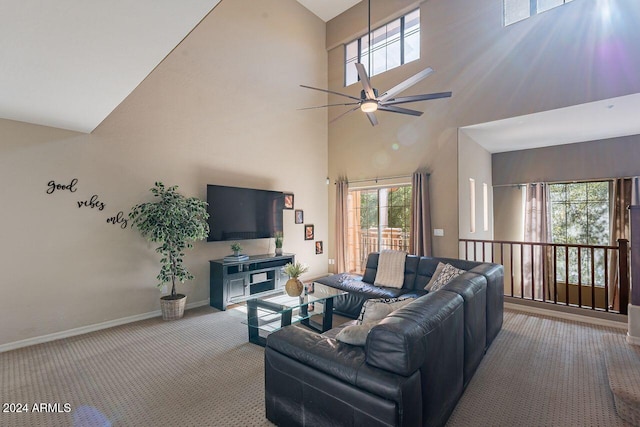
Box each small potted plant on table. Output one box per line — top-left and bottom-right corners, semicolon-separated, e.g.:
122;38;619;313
274;232;283;256
283;261;309;297
230;242;242;256
129;182;209;320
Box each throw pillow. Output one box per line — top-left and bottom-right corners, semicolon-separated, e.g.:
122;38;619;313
335;322;378;346
424;262;446;290
428;263;466;292
373;250;406;289
357;297;416;325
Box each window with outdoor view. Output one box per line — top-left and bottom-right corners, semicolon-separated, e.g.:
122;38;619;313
549;181;610;286
346;186;412;273
344;9;420;86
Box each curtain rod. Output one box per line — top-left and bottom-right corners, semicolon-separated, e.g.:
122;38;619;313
493;176;639;188
337;173;429;185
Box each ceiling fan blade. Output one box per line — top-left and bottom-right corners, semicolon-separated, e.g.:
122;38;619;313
329;106;360;123
378;105;423;117
298;102;360;110
365;112;378;126
378;67;434;102
300;84;361;101
381;92;452;106
355;63;377;100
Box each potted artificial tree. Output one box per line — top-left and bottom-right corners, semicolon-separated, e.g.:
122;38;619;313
129;182;209;320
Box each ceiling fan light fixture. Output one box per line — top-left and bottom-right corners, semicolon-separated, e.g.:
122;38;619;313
361;100;378;113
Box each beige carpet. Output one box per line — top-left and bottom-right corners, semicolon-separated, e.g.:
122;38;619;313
604;334;640;426
447;311;630;427
0;307;631;426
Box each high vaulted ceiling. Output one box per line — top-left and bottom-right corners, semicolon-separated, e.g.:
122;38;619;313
0;0;356;134
0;0;222;133
3;0;638;152
296;0;360;22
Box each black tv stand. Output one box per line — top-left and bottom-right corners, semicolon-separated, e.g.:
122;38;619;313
209;253;295;310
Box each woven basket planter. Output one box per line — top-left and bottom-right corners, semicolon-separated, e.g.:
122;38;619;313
160;294;187;320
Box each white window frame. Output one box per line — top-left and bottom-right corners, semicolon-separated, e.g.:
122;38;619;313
504;0;574;26
346;185;412;273
344;9;420;87
549;180;610;286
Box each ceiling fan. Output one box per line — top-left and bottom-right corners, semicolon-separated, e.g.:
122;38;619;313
299;1;452;126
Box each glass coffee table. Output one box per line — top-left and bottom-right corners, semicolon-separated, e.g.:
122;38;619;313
243;282;347;346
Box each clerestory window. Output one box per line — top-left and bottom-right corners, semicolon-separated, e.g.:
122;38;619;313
504;0;574;26
344;9;420;87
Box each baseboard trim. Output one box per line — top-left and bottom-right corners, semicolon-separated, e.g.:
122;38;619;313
505;301;628;330
627;333;640;345
0;299;210;354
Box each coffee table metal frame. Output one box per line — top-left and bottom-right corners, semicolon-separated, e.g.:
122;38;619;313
245;285;345;346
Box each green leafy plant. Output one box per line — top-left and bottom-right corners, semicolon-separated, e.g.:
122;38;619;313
129;182;209;298
230;242;242;253
274;232;283;249
283;261;309;278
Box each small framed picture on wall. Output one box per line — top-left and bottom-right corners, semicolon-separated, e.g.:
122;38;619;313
295;210;304;224
283;193;294;209
315;241;323;254
304;224;314;240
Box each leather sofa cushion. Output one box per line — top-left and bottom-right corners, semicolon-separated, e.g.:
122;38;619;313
363;252;420;289
315;273;426;319
366;291;464;376
266;326;425;402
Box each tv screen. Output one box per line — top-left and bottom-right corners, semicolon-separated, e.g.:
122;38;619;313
206;185;284;242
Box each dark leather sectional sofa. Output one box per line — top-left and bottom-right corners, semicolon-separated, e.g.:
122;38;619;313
264;253;504;427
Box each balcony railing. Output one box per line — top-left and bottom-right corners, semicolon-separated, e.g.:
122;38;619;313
459;238;629;315
348;227;409;274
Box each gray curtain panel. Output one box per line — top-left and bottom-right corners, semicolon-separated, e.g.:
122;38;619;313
335;178;349;273
409;172;432;257
523;183;552;300
609;178;632;311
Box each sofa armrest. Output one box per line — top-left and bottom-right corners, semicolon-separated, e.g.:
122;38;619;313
468;263;504;347
440;273;487;387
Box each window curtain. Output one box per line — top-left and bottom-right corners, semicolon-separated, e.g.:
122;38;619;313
608;178;632;311
409;172;432;256
335;178;349;273
523;183;552;300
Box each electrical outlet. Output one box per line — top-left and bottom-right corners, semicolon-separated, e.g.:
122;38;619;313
161;284;168;293
328;259;335;265
433;228;444;237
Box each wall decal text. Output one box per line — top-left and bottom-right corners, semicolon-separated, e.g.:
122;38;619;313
47;178;128;229
77;195;106;211
46;178;78;194
106;211;128;229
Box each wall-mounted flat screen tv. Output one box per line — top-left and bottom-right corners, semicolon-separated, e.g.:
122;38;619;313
206;185;284;242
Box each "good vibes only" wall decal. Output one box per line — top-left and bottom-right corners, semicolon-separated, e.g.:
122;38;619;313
46;178;128;229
